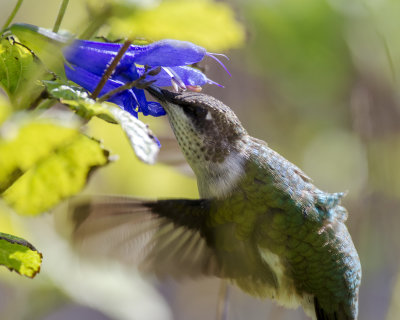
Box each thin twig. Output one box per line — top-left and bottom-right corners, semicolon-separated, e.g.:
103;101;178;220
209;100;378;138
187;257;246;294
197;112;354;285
2;0;24;30
97;78;155;103
362;1;397;83
91;39;132;100
97;66;160;102
53;0;70;33
78;5;111;40
381;34;397;83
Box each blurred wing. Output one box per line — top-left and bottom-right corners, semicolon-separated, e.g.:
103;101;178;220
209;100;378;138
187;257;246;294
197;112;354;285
71;196;218;278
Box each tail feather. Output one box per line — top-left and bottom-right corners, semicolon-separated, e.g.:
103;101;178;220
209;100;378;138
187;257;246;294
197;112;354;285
314;297;354;320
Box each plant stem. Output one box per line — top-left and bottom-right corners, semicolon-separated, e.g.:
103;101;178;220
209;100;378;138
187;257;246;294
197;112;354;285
91;39;132;99
78;5;111;39
380;33;396;83
97;78;152;103
98;67;160;102
2;0;24;30
53;0;69;33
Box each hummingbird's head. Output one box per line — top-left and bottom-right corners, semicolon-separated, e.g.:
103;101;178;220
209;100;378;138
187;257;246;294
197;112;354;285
147;86;249;197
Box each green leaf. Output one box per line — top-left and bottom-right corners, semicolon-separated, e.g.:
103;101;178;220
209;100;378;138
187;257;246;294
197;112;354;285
43;80;117;123
109;107;159;164
0;232;42;278
0;38;45;108
0;117;110;215
110;0;245;52
43;80;159;164
0;95;11;125
0;119;79;192
8;23;68;78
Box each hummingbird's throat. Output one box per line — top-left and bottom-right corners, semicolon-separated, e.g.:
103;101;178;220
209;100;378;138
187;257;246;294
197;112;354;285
197;149;247;198
164;99;249;198
175;132;247;198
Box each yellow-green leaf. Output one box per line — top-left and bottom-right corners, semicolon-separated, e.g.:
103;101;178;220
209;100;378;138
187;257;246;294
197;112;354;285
63;99;118;123
0;120;79;192
0;232;42;278
0;115;110;215
0;95;11;125
110;0;245;52
8;23;68;78
109;107;159;164
42;80;159;164
0;38;44;108
2;133;109;215
43;80;117;124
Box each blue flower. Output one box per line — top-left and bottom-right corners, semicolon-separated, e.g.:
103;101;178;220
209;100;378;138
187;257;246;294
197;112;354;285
63;39;227;117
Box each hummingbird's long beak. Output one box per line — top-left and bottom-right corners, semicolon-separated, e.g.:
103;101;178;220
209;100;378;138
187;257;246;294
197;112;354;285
146;85;167;102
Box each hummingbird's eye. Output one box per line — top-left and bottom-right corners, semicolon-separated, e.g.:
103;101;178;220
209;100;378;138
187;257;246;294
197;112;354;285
182;105;208;120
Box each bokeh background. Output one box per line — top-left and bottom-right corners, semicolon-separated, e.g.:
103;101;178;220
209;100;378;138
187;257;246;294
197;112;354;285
1;0;400;319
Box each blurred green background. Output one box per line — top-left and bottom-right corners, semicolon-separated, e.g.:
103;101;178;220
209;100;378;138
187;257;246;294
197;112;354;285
1;0;400;319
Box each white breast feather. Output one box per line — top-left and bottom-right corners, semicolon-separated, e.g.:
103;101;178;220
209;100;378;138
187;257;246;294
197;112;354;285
199;150;246;198
258;247;315;319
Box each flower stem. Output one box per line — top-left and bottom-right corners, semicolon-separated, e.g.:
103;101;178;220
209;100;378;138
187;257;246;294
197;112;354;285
91;39;132;99
78;6;111;39
53;0;69;33
2;0;24;30
98;66;160;102
97;78;152;103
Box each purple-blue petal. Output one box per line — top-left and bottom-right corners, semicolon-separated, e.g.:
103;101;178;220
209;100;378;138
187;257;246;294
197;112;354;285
63;39;226;120
145;102;166;117
64;64;138;116
152;135;161;148
64;41;138;77
111;73;154;116
64;63;120;94
64;39;207;76
137;66;217;87
131;39;206;66
133;88;150;116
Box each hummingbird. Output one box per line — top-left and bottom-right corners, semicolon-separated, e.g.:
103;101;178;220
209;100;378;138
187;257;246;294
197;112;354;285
71;87;361;320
